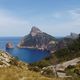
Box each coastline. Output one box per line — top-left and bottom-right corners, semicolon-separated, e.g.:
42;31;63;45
17;44;51;52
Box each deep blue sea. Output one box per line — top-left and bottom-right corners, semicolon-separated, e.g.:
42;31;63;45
0;37;50;63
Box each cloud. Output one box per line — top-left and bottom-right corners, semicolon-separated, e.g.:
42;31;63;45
44;9;80;36
0;9;31;36
67;9;80;26
0;8;80;37
0;9;29;26
29;9;80;36
68;8;80;20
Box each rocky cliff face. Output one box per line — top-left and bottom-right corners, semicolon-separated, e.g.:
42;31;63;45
18;27;57;52
30;27;42;36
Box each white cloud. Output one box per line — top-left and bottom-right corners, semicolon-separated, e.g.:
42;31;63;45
29;9;80;36
44;9;80;36
68;9;80;26
0;9;31;36
68;9;80;19
0;8;80;37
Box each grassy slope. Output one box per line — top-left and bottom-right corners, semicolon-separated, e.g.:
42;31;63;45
0;61;64;80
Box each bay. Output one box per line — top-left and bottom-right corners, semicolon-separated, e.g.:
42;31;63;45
0;37;50;63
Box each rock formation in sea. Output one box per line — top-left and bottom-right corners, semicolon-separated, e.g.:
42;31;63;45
18;26;57;52
6;42;14;49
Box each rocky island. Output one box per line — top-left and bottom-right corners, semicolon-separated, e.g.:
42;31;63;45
18;26;57;53
6;42;14;49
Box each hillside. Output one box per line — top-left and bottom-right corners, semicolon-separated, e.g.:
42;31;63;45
28;34;80;65
0;50;68;80
55;34;80;62
28;34;80;79
0;36;80;80
0;63;54;80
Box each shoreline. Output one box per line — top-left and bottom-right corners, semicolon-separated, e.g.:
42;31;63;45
17;45;50;52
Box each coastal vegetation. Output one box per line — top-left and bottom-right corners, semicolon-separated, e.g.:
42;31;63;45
0;50;59;80
27;35;80;78
0;50;70;80
30;35;80;67
0;27;80;80
65;63;80;80
0;50;80;80
55;36;80;62
0;62;54;80
0;59;80;80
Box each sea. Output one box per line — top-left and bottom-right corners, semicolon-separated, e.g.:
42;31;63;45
0;37;50;63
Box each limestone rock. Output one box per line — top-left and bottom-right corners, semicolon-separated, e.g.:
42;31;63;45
18;26;57;52
6;42;14;48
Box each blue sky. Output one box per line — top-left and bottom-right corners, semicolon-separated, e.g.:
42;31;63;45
0;0;80;36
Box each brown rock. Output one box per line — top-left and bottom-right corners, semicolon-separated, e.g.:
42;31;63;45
6;42;14;48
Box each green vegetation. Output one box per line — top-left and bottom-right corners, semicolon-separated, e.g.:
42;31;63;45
0;35;80;80
28;54;57;70
27;54;58;77
65;63;80;80
55;37;80;62
29;36;80;68
28;37;80;79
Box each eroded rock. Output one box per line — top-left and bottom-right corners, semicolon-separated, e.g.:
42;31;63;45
6;42;14;48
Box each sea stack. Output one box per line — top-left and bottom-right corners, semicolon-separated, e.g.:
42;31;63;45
6;42;14;49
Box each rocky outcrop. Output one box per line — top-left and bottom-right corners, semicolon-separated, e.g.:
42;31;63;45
6;42;14;48
66;33;79;39
0;50;12;67
57;33;80;50
0;50;19;67
18;26;57;52
30;26;42;36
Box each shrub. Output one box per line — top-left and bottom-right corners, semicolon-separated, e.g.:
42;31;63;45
41;67;55;77
67;65;75;69
74;69;80;75
0;61;3;65
9;58;19;66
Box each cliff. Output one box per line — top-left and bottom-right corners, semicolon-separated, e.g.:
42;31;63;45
18;26;57;52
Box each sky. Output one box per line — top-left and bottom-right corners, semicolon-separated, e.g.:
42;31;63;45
0;0;80;37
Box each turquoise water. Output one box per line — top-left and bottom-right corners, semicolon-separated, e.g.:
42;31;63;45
0;37;50;63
